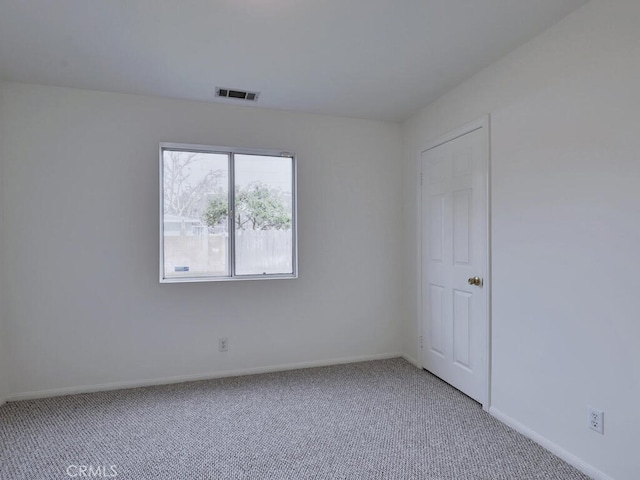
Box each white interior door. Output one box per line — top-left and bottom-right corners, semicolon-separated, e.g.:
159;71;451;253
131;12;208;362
421;121;488;405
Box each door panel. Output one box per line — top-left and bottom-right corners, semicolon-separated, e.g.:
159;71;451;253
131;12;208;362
453;189;472;265
421;125;488;404
453;289;472;369
429;284;445;356
430;195;445;262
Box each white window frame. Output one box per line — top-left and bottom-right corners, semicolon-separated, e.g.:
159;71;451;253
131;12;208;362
159;142;298;283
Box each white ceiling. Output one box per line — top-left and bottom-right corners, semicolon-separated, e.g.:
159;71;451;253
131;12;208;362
0;0;587;122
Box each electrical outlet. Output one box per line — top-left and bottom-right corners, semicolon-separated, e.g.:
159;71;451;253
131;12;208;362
588;406;604;434
218;337;228;352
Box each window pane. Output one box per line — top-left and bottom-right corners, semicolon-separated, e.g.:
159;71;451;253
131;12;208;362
234;154;294;275
162;150;229;279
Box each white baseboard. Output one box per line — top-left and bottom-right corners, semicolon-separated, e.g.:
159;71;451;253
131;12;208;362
6;352;403;402
489;407;613;480
401;353;420;368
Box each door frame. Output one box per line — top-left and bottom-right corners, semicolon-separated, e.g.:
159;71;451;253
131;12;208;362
416;115;492;411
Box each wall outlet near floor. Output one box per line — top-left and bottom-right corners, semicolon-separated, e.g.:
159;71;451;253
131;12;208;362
219;337;228;352
588;406;604;434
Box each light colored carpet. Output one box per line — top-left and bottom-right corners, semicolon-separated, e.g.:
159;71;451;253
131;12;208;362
0;358;591;479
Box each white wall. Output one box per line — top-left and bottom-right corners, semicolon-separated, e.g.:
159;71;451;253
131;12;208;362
0;82;403;398
0;297;6;407
402;1;640;479
0;88;8;406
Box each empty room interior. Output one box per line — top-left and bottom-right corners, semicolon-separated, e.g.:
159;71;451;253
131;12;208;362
0;1;638;479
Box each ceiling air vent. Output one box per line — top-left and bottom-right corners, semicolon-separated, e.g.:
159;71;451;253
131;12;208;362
216;87;260;102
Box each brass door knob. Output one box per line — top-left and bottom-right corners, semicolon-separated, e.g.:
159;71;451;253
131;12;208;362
468;276;483;286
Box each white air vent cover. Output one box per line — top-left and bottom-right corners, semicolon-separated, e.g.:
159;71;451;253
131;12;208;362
216;87;260;102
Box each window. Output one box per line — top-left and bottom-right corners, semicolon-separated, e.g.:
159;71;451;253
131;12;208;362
160;143;297;282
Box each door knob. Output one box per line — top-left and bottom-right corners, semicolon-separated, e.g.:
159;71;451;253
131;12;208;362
468;276;483;287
